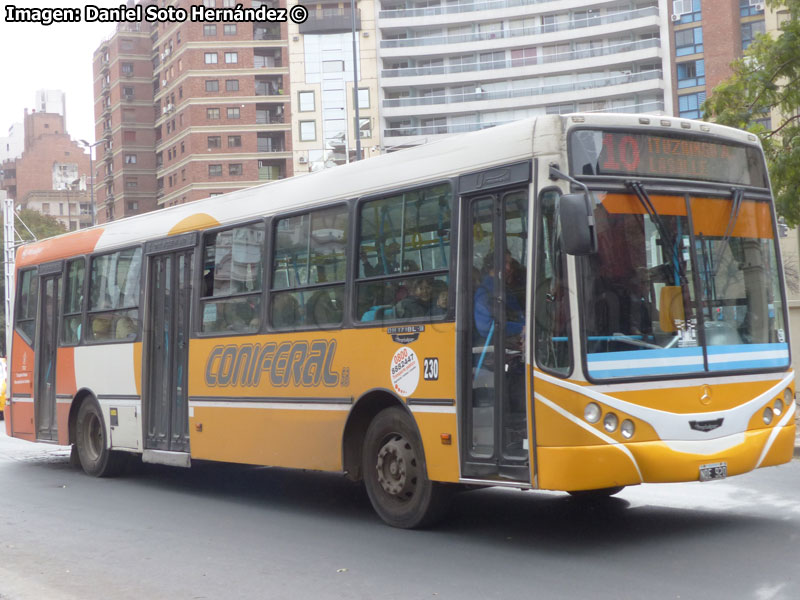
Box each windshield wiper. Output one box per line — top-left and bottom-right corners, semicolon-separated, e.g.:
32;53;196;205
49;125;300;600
713;187;744;276
625;180;685;283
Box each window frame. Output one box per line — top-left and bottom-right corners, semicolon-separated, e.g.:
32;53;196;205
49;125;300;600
14;267;39;346
268;203;351;331
85;245;144;345
196;219;267;337
353;180;456;326
60;257;87;346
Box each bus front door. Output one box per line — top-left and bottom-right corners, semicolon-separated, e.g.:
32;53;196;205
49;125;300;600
144;249;193;453
35;271;61;442
462;189;530;481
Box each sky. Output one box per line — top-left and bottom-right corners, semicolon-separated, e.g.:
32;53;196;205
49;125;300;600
1;1;122;149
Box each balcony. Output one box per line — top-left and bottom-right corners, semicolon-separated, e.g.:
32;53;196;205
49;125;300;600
257;133;285;152
383;100;666;138
382;38;661;79
380;0;539;19
255;77;285;96
380;7;658;48
384;70;663;108
299;8;360;34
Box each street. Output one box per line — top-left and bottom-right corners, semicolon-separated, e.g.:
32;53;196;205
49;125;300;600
1;427;799;600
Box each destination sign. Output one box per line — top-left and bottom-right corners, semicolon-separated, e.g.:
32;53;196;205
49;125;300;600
569;130;768;187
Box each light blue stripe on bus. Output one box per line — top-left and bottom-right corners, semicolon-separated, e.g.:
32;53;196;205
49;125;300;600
586;343;789;378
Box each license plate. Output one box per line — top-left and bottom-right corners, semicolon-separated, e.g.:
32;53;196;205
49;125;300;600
699;462;727;482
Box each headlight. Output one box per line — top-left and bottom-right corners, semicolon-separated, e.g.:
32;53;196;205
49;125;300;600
774;398;784;416
603;412;619;433
584;403;601;423
620;419;635;439
763;407;774;425
784;388;794;406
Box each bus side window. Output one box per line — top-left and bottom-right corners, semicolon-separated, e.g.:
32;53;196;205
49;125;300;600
270;205;348;330
15;268;39;344
534;190;572;376
87;248;142;343
200;223;265;334
356;183;452;322
61;258;85;346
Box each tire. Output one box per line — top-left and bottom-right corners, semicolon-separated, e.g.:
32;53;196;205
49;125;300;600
75;399;126;477
567;486;625;499
362;407;451;529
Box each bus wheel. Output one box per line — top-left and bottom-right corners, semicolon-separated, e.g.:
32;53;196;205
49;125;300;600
75;399;125;478
362;407;450;529
567;486;625;499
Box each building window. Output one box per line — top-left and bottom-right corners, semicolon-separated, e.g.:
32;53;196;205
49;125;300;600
224;52;238;64
675;0;702;23
675;27;703;56
121;62;133;75
359;118;372;139
357;88;370;109
126;178;138;189
678;91;706;119
203;24;217;36
209;164;223;177
208;136;222;149
180;141;185;153
226;79;239;91
124;154;137;164
204;52;218;64
741;20;766;50
203;0;216;6
229;163;243;176
224;24;237;35
299;121;316;141
740;0;764;16
677;59;705;88
127;201;139;211
207;108;220;120
206;80;219;92
123;130;136;142
228;135;242;147
227;107;240;119
299;91;315;112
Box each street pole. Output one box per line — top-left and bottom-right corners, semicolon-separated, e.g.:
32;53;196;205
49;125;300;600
350;0;361;161
80;139;100;227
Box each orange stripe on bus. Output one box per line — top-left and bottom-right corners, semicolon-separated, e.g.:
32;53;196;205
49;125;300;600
168;213;221;236
601;194;774;239
16;228;105;268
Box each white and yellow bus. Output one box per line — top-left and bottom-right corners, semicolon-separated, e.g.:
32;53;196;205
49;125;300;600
5;114;794;527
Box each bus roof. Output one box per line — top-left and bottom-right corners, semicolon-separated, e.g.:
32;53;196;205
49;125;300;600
15;113;762;267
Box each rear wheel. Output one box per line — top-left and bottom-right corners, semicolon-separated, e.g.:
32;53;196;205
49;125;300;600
362;407;451;528
75;399;126;477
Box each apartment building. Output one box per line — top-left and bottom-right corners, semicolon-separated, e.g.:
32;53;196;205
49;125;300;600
288;0;382;173
375;0;673;149
0;110;92;231
92;0;292;223
669;0;766;119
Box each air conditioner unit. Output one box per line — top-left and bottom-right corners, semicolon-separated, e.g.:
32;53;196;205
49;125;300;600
755;2;764;9
162;79;168;87
670;13;680;21
298;156;307;164
748;0;760;5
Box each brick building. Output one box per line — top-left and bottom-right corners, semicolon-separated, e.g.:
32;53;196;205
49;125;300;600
0;110;92;231
92;0;292;223
669;0;766;119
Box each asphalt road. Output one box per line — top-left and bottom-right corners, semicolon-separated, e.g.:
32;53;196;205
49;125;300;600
1;428;799;600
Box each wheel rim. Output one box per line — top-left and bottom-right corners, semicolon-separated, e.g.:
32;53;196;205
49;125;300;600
375;434;418;500
85;413;103;462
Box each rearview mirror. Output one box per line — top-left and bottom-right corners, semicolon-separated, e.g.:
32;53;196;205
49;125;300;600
558;193;597;255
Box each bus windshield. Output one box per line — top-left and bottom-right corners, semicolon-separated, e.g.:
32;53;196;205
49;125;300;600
579;186;788;380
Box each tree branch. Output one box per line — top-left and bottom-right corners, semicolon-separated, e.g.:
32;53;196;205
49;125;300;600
766;113;800;138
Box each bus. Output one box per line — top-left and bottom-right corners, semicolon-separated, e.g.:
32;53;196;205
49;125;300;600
5;113;794;528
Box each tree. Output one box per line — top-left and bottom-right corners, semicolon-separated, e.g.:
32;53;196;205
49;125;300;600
0;209;67;355
704;0;800;224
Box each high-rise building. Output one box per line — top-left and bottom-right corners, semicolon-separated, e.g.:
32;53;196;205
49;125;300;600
92;0;292;223
288;0;382;173
669;0;766;119
375;0;674;150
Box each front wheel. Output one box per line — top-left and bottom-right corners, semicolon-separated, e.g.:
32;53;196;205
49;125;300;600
75;399;126;477
362;407;451;528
